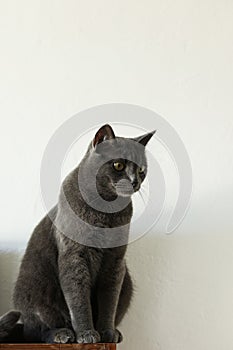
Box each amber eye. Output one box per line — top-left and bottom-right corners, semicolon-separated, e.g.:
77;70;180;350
138;166;145;174
113;162;125;171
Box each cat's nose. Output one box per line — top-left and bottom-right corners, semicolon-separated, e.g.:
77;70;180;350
131;180;139;189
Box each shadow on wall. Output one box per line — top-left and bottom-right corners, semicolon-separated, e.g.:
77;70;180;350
0;251;22;314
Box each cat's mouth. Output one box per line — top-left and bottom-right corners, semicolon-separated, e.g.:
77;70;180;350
112;179;137;197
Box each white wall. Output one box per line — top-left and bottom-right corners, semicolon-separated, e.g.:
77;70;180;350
0;1;233;349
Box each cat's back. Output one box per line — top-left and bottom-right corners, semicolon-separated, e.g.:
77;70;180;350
13;206;59;308
20;206;58;265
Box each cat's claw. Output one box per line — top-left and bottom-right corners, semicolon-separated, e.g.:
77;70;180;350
76;329;100;343
52;328;75;343
100;328;123;343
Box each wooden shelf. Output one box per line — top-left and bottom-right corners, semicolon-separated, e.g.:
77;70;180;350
0;344;116;350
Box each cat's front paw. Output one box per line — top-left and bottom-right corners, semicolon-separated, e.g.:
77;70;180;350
76;329;100;343
51;328;75;343
100;329;123;343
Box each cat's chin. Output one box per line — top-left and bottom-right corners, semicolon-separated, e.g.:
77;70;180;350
115;190;134;198
113;180;135;198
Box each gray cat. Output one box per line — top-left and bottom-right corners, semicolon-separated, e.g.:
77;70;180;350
1;124;154;344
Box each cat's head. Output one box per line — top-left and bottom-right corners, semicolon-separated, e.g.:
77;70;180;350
83;124;155;200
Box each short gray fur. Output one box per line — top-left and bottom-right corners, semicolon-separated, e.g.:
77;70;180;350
11;124;155;344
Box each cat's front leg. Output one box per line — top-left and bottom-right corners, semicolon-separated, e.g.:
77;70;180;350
58;251;100;344
96;260;126;343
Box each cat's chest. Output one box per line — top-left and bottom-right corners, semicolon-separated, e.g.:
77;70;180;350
92;205;133;228
87;248;103;281
78;199;133;228
87;247;125;284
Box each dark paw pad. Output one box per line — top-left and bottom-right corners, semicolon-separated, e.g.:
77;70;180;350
100;329;123;343
76;329;100;343
52;328;75;343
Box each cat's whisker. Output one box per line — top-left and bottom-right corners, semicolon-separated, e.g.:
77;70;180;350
138;189;146;207
140;186;149;198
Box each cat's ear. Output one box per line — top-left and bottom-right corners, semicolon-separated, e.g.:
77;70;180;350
133;130;156;146
93;124;115;148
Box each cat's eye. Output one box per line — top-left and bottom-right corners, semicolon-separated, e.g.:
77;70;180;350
113;162;125;171
138;166;145;174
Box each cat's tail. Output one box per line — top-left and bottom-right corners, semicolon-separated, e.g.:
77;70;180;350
0;311;23;342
